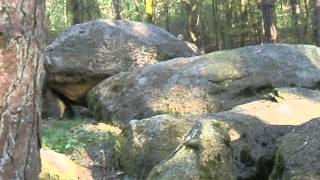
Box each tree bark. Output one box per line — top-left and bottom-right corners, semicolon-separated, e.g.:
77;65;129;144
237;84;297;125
164;0;170;31
112;0;122;20
303;0;310;40
240;0;249;46
133;0;142;19
182;0;201;45
261;0;278;43
212;0;221;50
72;0;81;24
290;0;303;40
315;0;320;46
0;0;45;179
223;0;234;49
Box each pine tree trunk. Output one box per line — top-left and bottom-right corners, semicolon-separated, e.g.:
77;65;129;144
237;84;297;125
0;0;45;179
315;0;320;46
133;0;141;20
290;0;303;41
72;0;81;24
212;0;221;50
303;0;310;40
261;0;277;43
112;0;122;20
182;0;201;45
240;0;249;46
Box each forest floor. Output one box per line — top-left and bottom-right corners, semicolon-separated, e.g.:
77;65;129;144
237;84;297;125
40;118;122;179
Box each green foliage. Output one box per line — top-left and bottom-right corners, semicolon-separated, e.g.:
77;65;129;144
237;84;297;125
45;0;317;50
41;119;118;155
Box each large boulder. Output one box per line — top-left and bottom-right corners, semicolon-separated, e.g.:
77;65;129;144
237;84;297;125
269;118;320;180
45;20;198;105
220;87;320;179
147;119;236;180
117;88;320;179
118;115;196;178
88;44;320;125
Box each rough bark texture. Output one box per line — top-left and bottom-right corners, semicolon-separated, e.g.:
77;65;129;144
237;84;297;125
112;0;122;20
290;0;302;40
0;0;45;179
71;0;81;24
316;0;320;46
182;0;201;45
261;0;277;43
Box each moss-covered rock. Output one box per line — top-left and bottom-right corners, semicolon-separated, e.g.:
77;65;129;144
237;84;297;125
118;115;195;178
45;20;198;105
147;120;236;180
116;87;320;179
269;118;320;180
88;44;320;125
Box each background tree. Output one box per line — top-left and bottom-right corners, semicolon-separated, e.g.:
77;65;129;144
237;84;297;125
44;0;319;51
112;0;122;20
0;0;45;179
315;0;320;46
290;0;302;40
261;0;278;43
181;0;201;44
72;0;81;24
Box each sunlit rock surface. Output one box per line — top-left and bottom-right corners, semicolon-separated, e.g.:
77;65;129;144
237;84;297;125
45;19;198;105
147;119;235;180
40;149;93;180
117;87;320;179
88;44;320;125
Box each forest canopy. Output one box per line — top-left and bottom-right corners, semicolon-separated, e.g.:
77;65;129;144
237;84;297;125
46;0;320;52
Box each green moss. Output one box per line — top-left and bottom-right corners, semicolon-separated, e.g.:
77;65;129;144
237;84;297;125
87;92;102;119
200;159;220;180
87;92;112;122
41;119;118;155
212;121;222;128
118;120;192;179
269;149;285;180
160;108;181;116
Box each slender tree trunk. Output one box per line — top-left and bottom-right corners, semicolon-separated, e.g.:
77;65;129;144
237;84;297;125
261;0;277;43
240;0;249;46
247;0;258;44
63;0;68;25
223;0;234;49
212;0;221;50
182;0;201;45
290;0;303;41
315;0;320;46
303;0;310;40
164;0;170;31
0;0;45;179
134;0;142;20
72;0;81;24
255;0;264;44
112;0;122;20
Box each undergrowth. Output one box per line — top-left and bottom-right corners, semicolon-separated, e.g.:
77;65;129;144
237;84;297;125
41;118;120;155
